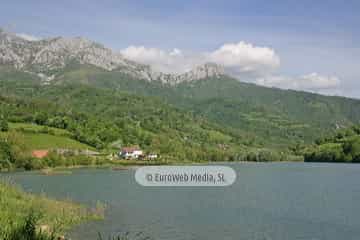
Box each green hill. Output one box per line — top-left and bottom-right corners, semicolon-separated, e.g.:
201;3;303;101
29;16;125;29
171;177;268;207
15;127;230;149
1;64;360;160
32;65;360;148
1;84;261;164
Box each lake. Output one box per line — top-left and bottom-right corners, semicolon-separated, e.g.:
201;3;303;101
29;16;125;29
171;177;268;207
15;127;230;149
2;162;360;240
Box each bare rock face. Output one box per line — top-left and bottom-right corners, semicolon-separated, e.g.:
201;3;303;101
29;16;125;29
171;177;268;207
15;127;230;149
174;63;225;83
0;29;224;84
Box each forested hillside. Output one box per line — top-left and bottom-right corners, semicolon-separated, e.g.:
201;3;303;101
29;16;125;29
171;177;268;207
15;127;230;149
30;64;360;148
2;63;360;151
2;81;271;166
2;28;360;153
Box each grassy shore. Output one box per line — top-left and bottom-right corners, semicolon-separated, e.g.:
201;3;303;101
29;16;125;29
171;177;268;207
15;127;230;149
0;180;104;239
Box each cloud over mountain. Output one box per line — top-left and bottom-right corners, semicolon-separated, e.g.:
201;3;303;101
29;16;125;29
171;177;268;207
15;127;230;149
208;42;280;76
256;73;341;94
15;33;40;41
5;28;342;95
121;42;341;95
120;46;202;74
121;41;280;77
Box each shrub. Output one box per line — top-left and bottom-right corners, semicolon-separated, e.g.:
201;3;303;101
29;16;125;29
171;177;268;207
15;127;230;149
4;210;56;240
0;117;9;132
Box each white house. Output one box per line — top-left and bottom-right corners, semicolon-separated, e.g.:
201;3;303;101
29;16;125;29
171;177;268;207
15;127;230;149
120;146;143;159
147;154;158;160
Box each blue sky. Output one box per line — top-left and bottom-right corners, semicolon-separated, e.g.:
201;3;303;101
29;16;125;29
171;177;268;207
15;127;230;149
1;0;360;98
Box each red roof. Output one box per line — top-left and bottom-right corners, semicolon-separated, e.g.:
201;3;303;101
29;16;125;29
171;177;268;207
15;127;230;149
121;146;140;153
32;150;49;159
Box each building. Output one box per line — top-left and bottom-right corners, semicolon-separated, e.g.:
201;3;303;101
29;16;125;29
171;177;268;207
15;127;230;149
120;146;143;159
147;154;158;160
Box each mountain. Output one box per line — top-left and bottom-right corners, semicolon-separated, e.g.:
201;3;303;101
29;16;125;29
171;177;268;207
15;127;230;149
1;29;360;151
0;29;224;85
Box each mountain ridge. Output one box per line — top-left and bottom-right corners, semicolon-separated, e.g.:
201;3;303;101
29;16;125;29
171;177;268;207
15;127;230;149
0;29;225;85
2;28;360;150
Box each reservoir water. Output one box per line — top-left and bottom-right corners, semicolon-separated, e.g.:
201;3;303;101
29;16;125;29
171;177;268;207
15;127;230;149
3;162;360;240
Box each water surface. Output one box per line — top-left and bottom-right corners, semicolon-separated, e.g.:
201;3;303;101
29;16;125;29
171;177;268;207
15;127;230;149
3;163;360;240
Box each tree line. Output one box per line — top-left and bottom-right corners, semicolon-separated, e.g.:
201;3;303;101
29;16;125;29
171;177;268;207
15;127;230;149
304;125;360;163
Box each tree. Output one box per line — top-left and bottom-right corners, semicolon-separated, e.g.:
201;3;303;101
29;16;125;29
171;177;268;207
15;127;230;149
0;131;30;170
343;138;360;160
34;112;48;125
0;139;11;169
0;118;8;132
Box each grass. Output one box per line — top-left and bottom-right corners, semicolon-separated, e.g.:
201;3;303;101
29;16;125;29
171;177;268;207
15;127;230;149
5;122;95;151
4;211;56;240
22;133;94;150
9;123;71;137
0;180;104;239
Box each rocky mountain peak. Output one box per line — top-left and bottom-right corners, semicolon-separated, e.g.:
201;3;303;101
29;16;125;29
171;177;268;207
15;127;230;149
166;62;225;84
193;62;225;77
0;29;225;84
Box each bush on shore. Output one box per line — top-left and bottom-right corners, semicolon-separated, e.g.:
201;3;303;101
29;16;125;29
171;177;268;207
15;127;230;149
0;181;103;239
3;210;56;240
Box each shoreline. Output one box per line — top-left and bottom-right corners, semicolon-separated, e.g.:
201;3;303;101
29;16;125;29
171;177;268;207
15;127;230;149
0;159;316;175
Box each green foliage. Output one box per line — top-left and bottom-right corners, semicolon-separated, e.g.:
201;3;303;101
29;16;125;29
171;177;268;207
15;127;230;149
5;65;357;164
3;65;360;152
305;125;360;163
0;131;30;170
0;84;257;164
22;133;93;151
0;114;9;132
47;66;360;149
0;181;102;239
0;131;105;170
40;152;100;168
0;139;12;169
343;138;360;162
233;149;300;162
3;210;55;240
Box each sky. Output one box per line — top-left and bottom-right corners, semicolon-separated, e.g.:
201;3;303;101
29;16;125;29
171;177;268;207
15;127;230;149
1;0;360;98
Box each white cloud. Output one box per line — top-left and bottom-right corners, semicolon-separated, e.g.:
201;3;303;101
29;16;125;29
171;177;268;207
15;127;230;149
120;41;280;76
16;33;40;41
299;73;340;90
120;42;341;95
121;46;201;74
209;41;280;76
256;73;341;94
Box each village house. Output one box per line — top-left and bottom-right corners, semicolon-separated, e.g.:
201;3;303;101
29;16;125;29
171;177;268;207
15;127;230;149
119;146;143;159
147;153;158;160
